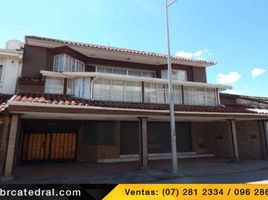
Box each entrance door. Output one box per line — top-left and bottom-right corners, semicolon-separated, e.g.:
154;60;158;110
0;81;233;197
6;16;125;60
22;133;76;162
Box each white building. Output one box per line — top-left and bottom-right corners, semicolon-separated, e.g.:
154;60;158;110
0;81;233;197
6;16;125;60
0;40;23;94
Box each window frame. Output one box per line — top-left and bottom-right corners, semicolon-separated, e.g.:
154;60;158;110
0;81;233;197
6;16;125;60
53;54;85;72
95;66;156;78
44;77;64;94
161;69;187;81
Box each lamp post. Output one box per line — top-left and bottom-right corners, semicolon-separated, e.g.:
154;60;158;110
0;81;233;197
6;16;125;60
165;0;178;175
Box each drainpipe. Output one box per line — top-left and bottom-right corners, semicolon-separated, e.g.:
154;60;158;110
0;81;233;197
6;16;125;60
90;76;97;100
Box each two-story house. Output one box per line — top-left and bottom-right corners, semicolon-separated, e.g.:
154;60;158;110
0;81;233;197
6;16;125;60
2;36;268;179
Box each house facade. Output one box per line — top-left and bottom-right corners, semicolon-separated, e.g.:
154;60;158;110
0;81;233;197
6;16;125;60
1;36;268;179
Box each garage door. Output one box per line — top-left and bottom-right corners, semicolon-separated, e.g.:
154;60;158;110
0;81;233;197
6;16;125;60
22;133;76;162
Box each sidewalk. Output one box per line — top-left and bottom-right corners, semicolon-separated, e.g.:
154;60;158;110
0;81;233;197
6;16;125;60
3;158;268;184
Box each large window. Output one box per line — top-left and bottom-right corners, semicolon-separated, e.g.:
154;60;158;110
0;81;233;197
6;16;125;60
161;70;187;81
67;78;91;99
96;66;155;78
53;54;85;72
184;86;217;106
45;78;64;94
144;83;182;104
93;78;142;102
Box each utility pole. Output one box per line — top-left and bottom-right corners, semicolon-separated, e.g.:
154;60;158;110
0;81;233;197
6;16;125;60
165;0;178;175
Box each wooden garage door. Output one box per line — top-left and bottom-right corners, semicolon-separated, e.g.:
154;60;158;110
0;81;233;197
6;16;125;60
22;133;76;162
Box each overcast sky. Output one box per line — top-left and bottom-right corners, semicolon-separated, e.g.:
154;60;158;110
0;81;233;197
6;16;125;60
0;0;267;96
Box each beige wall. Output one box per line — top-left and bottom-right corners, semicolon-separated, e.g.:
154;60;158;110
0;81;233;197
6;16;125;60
191;122;233;158
191;121;267;160
236;121;265;160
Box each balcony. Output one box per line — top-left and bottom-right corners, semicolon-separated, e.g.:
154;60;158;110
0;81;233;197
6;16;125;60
41;70;232;107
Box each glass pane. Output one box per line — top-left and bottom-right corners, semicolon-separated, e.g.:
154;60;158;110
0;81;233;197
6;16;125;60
102;79;111;100
93;79;102;100
128;70;141;77
111;80;124;101
82;78;90;99
67;79;73;95
157;84;165;104
113;68;127;75
45;78;63;94
144;83;157;103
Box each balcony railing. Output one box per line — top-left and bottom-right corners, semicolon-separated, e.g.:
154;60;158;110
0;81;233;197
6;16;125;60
42;71;232;107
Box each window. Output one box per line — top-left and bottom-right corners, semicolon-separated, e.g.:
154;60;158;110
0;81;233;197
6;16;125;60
184;86;217;106
93;78;142;102
144;83;182;104
96;66;155;78
161;70;187;81
67;78;91;99
53;54;85;72
0;65;3;82
45;78;64;94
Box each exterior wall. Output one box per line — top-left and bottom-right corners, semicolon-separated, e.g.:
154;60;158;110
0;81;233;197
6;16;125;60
236;121;265;160
22;45;48;77
76;121;120;162
191;122;232;157
191;123;208;153
191;121;266;160
192;67;207;83
0;124;3;162
20;45;208;94
0;56;22;94
16;84;44;94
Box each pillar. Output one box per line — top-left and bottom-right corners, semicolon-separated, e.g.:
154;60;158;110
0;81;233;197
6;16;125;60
260;121;268;159
3;115;19;179
229;119;240;161
139;118;148;169
0;116;10;177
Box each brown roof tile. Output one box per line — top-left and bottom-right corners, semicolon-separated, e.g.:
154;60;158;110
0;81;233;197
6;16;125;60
18;76;45;85
0;94;13;112
26;35;216;65
11;93;258;114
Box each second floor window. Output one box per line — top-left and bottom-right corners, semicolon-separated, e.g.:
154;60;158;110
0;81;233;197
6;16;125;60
53;54;85;72
161;70;187;81
45;78;64;94
96;66;156;78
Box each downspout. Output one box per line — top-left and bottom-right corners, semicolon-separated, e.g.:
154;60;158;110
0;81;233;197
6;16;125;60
90;76;97;100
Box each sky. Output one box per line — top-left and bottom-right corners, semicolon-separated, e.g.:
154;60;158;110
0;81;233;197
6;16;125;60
0;0;267;96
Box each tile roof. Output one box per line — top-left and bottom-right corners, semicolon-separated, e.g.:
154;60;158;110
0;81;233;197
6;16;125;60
18;76;45;85
0;94;13;112
26;35;216;66
11;93;259;114
220;93;268;104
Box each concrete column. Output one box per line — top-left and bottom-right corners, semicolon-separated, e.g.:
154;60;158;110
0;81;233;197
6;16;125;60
229;120;240;161
260;121;268;159
3;115;19;179
0;117;10;177
139;118;148;169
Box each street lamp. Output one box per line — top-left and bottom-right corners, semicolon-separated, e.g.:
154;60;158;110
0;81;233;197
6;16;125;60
165;0;178;175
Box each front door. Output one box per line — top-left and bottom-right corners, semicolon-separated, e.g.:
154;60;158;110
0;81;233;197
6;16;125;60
22;133;77;162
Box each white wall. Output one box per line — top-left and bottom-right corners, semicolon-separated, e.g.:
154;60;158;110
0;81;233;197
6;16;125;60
0;57;22;94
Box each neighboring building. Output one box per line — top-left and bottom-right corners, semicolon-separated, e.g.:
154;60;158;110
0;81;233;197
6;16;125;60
0;40;23;94
1;36;268;179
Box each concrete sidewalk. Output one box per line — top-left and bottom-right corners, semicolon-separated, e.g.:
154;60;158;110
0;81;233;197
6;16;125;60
3;158;268;184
